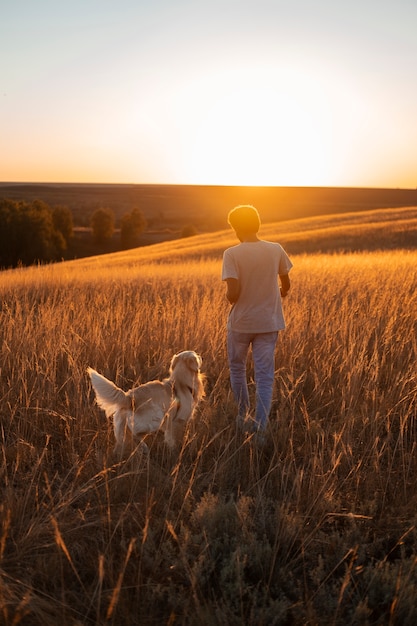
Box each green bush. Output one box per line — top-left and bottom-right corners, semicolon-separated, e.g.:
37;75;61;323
120;207;147;248
0;198;68;267
52;205;73;245
90;207;115;244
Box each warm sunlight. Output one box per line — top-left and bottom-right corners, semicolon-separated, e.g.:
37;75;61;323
156;64;360;187
3;0;417;187
188;83;330;186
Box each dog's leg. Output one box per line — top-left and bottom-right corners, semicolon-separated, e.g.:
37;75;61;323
165;420;187;449
164;413;187;449
137;439;150;456
162;399;180;449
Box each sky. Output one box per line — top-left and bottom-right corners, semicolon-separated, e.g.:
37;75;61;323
1;0;416;188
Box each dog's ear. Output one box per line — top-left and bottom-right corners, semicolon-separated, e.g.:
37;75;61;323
185;354;201;372
170;354;180;372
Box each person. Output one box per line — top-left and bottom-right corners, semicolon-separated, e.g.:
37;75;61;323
221;205;293;436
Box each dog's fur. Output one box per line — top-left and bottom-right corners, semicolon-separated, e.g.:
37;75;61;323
88;351;204;455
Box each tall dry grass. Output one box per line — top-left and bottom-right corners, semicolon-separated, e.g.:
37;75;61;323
1;244;417;625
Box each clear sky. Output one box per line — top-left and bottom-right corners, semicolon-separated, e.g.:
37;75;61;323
1;0;416;188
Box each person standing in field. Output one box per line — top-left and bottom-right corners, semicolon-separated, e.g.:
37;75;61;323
222;205;293;438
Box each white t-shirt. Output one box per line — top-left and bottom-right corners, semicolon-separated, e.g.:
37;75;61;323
222;240;293;333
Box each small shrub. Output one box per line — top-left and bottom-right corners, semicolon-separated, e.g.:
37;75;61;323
90;207;115;244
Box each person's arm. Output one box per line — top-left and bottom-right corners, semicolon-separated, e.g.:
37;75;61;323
279;274;290;297
225;278;240;305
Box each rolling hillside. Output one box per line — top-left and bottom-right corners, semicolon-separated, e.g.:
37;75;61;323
43;205;417;276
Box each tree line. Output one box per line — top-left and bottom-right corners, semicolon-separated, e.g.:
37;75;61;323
0;200;147;268
0;199;73;268
90;206;146;247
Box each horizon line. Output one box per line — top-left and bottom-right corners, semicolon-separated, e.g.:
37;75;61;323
1;181;416;192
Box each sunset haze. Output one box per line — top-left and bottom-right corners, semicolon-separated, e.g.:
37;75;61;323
1;0;416;188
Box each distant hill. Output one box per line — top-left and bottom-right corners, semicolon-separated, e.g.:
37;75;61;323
57;206;417;275
1;183;417;231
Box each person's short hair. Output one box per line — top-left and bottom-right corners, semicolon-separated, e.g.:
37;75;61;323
227;205;261;233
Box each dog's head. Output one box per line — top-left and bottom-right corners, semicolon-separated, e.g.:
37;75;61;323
170;350;202;374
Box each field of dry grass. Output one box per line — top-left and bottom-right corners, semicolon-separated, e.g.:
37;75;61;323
1;208;417;625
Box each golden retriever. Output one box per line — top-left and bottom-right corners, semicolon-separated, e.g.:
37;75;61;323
88;351;204;455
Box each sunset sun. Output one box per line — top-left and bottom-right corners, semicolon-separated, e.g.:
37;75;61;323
167;65;346;187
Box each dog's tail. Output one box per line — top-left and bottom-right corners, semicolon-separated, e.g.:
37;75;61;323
87;367;130;418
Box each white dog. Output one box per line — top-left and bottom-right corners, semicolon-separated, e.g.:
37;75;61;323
88;351;204;455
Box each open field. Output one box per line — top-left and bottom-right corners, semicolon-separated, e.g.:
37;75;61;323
1;208;417;624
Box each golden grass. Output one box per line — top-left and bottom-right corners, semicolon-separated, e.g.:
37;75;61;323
1;211;417;624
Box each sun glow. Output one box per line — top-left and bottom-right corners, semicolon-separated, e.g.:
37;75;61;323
188;88;329;186
3;0;417;189
158;64;356;187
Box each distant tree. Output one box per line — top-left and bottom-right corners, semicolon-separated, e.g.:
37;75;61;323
52;205;73;245
90;208;115;244
120;207;147;248
181;224;198;238
18;200;66;264
0;199;18;266
147;209;165;230
0;198;67;267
